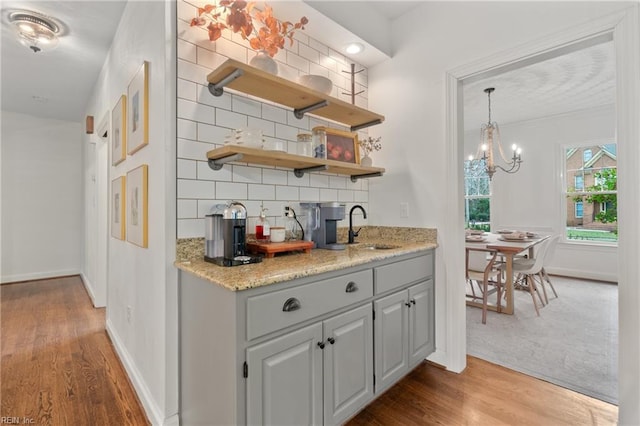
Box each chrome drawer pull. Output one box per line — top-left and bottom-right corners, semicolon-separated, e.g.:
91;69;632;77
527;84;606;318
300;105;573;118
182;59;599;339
282;297;301;312
345;281;358;293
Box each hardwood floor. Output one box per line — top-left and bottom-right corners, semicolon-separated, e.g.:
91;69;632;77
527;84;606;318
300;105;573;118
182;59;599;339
2;275;617;426
1;276;149;425
347;357;618;426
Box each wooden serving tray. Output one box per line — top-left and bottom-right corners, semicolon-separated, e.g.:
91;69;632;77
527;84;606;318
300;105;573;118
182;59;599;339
247;241;314;258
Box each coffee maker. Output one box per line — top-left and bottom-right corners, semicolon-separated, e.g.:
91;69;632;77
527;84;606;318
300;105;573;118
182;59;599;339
205;201;262;267
313;202;345;250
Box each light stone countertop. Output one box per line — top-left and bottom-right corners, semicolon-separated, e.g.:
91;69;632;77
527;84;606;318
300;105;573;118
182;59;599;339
175;226;437;291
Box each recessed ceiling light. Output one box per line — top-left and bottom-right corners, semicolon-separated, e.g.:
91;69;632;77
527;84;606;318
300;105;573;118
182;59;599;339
345;43;364;55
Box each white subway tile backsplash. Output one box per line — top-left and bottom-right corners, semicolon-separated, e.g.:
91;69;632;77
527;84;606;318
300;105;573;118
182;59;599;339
277;63;300;82
197;123;229;144
178;139;214;161
299;187;320;201
262;169;288;185
178;218;205;239
197;161;232;181
287;171;309;187
354;190;368;203
197;47;228;72
308;38;329;55
276;185;299;201
178;119;197;140
178;59;211;84
286;111;309;129
309;174;329;188
178;99;216;125
177;0;196;23
178;179;215;199
298;44;319;64
248;184;276;200
286;51;310;73
216;109;248;130
178;39;197;62
197;85;232;109
232;95;262;118
338;189;354;202
178;79;197;101
232;165;262;183
275;123;300;141
319;54;338;73
198;200;228;217
262;104;288;124
292;31;309;46
216;182;248;200
214;37;247;63
309;63;329;78
320;188;338;201
329;175;347;189
247;117;275;137
178;159;197;179
178;199;198;218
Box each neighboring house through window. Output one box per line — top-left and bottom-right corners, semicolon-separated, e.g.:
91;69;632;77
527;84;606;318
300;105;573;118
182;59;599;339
564;143;617;243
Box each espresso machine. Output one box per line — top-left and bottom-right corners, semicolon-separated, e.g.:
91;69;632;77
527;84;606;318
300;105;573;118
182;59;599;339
313;202;345;250
205;201;262;267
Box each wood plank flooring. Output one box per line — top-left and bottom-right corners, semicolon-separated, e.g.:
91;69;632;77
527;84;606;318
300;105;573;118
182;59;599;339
347;357;618;426
1;276;149;425
2;275;617;425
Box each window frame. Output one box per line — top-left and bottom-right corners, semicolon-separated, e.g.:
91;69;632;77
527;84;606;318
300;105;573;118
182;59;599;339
464;159;492;230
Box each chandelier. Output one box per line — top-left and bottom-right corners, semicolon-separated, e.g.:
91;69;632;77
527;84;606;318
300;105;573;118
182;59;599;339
470;87;522;180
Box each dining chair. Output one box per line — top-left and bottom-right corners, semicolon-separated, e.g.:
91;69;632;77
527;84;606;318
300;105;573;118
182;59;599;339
512;234;560;304
466;249;503;324
505;237;552;316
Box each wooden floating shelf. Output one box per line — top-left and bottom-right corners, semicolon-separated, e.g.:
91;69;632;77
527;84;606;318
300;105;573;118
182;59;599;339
206;145;385;181
206;59;385;131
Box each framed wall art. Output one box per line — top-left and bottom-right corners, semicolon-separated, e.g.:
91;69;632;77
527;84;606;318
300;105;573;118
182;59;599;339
127;61;149;155
126;164;148;248
111;176;126;240
316;127;360;164
111;95;126;165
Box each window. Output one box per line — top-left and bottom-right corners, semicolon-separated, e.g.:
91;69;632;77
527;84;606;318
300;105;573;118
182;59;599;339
464;159;491;231
564;144;617;243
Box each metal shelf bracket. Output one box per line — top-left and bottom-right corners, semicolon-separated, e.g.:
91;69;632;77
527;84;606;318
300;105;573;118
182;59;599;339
294;100;329;119
208;153;244;171
293;164;328;178
350;119;383;132
350;172;383;182
208;68;244;97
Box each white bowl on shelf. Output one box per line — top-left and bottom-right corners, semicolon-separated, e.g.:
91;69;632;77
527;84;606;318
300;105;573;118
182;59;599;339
298;75;333;95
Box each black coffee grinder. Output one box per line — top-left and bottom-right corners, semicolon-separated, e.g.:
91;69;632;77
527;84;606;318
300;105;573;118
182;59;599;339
206;201;262;267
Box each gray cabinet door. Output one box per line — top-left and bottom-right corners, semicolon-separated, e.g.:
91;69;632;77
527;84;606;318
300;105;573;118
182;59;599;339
246;323;323;426
374;290;409;393
408;279;435;367
323;304;374;426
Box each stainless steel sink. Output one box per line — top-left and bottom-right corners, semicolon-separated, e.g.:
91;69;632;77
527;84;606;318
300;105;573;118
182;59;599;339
354;243;400;250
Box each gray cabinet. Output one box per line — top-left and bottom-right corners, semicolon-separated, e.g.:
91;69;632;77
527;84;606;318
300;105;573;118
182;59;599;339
246;323;323;426
374;279;434;394
246;304;373;426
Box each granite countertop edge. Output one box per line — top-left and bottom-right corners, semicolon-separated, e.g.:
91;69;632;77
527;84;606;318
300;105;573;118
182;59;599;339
174;226;438;292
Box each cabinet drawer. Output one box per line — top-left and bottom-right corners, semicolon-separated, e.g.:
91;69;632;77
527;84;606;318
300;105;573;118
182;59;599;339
247;270;373;340
374;254;433;294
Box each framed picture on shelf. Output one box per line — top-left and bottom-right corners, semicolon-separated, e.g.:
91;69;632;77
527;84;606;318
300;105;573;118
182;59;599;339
318;127;360;164
127;61;149;155
126;164;148;248
111;176;126;240
111;95;126;165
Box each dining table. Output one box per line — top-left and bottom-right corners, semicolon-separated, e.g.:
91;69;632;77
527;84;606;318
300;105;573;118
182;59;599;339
465;232;549;315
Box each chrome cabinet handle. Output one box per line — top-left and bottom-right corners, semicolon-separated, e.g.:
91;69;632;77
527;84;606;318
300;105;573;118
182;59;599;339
345;281;358;293
282;297;301;312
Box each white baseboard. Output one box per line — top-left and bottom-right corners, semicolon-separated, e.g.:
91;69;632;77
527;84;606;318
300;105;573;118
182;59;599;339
79;273;100;307
1;269;79;284
162;414;180;426
547;267;617;283
426;349;450;370
106;319;164;426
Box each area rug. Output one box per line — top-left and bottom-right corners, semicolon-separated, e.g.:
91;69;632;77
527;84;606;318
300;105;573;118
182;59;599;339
466;276;618;404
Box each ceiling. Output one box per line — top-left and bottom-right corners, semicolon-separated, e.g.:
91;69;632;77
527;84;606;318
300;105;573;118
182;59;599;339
463;41;615;132
1;1;126;122
0;1;615;128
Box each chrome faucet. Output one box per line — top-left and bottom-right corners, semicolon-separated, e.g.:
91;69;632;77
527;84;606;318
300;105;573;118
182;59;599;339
348;205;367;244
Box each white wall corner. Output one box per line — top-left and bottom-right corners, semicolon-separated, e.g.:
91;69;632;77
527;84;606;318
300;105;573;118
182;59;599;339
79;272;106;308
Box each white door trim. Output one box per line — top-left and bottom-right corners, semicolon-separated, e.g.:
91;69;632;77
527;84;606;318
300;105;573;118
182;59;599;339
444;9;639;423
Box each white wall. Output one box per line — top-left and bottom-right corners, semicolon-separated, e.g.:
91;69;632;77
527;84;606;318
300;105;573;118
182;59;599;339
367;0;631;397
463;105;617;282
1;111;82;283
82;2;177;425
176;0;370;237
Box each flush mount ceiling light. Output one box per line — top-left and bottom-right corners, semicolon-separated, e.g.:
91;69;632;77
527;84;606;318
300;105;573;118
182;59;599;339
469;87;523;180
345;42;364;55
8;10;61;53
